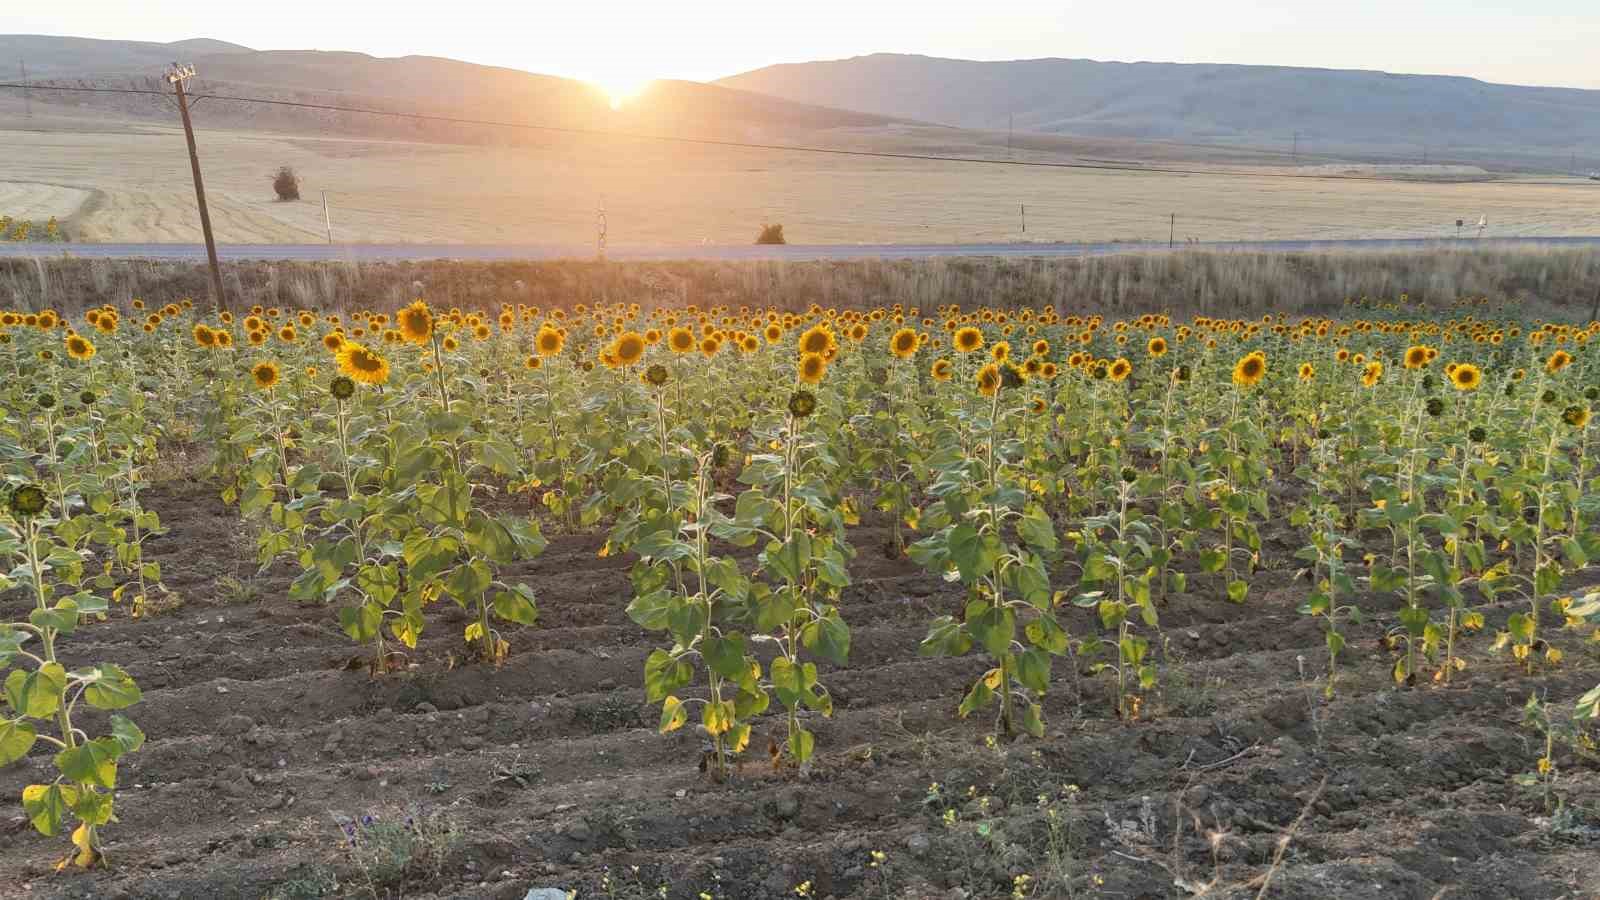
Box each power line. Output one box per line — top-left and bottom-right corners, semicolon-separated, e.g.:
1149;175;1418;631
0;80;1551;186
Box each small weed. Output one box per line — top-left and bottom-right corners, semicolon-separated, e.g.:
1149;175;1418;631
334;805;460;899
573;693;645;732
216;573;263;605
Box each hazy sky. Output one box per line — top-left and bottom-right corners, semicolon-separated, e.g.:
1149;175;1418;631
11;1;1599;92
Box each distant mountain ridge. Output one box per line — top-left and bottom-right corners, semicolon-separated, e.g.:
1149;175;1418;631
718;53;1600;165
0;35;908;144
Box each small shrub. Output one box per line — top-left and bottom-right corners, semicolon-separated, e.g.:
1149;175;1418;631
272;166;302;201
755;223;786;245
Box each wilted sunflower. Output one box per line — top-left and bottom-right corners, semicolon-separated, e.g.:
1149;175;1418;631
1232;352;1267;388
953;326;984;354
8;483;48;518
1107;357;1132;382
889;327;919;360
976;362;1001;397
667;326;695;353
337;342;391;385
1546;350;1573;374
1426;396;1445;418
1147;336;1168;357
614;331;646;367
79;390;97;406
1468;425;1487;443
645;363;669;387
797;351;828;385
930;358;953;382
251;360;281;391
1449;363;1482;391
1564;405;1591;429
64;333;96;361
397;300;434;345
37;393;56;410
1173;364;1191;383
788;390;818;418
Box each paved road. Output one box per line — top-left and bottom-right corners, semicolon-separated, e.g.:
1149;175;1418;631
2;236;1599;262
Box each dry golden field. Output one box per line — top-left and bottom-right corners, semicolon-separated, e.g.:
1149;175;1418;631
3;112;1600;246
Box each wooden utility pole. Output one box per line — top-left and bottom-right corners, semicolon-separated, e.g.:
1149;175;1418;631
1169;213;1175;248
167;63;228;311
322;190;333;244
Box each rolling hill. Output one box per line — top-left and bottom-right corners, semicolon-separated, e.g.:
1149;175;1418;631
719;54;1600;169
0;35;910;144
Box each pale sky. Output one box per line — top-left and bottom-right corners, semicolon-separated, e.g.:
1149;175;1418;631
10;0;1600;92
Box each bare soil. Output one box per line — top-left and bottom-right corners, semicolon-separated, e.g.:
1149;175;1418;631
3;479;1598;900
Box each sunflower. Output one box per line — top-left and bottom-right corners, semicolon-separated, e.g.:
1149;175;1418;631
1335;348;1350;363
930;358;953;382
613;331;646;367
797;324;836;357
1403;345;1431;369
953;326;984;354
1147;336;1168;357
990;341;1011;363
1298;362;1314;381
889;327;919;360
667;326;696;353
214;330;234;348
193;324;217;348
278;325;297;343
1362;361;1384;388
323;332;345;353
788;390;818;418
1040;361;1059;380
645;363;669;386
251;360;281;391
337;342;391;385
7;483;48;519
1546;350;1573;374
797;351;828;385
397;300;434;345
1107;358;1132;382
739;334;760;354
473;323;492;341
64;333;96;361
1449;363;1482;391
763;323;783;344
976;362;1001;397
699;336;721;358
1564;405;1591;429
534;324;565;357
524;355;543;370
1232;352;1267;388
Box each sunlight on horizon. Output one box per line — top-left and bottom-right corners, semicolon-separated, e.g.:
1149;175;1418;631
592;76;655;111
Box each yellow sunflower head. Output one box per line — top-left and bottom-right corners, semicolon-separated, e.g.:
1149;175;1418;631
1546;350;1572;374
953;326;984;354
614;331;646;367
668;326;695;354
337;342;391;386
1232;353;1267;388
250;360;281;391
1147;336;1167;357
1449;363;1482;391
64;333;96;361
889;327;919;360
797;351;827;385
1298;362;1314;381
1403;345;1430;369
976;362;1001;397
1108;358;1132;382
397;300;434;345
930;358;953;382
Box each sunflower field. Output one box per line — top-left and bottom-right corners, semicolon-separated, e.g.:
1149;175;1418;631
0;294;1598;895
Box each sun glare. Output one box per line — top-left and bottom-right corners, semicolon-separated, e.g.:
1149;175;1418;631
597;77;654;111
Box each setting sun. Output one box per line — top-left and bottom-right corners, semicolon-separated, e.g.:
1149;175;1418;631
595;76;654;110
